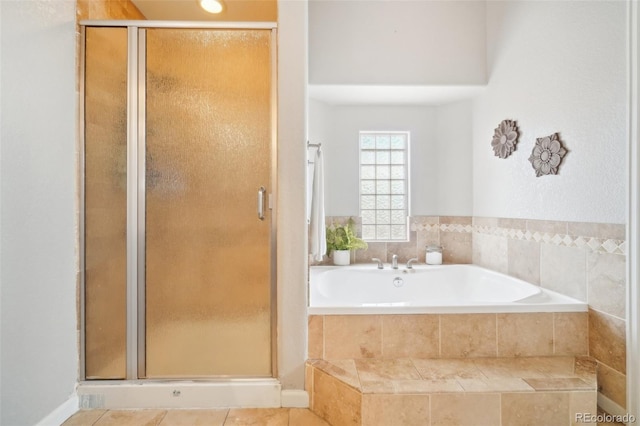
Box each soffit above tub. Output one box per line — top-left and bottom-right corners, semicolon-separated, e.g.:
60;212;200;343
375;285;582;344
131;0;277;22
308;84;486;106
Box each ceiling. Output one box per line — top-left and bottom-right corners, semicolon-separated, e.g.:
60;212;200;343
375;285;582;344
131;0;277;21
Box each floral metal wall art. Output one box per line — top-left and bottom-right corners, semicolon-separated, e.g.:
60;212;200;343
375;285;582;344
528;133;567;177
491;119;519;159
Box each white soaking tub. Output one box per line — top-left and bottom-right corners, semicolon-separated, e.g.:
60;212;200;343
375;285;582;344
308;264;587;314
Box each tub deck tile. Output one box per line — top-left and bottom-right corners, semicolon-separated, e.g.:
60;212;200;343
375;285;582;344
307;356;597;426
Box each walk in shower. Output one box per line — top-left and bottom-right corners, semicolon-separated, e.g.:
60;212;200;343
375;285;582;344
80;21;277;382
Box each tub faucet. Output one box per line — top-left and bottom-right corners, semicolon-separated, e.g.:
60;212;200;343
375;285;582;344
371;258;384;269
392;254;398;269
406;258;419;269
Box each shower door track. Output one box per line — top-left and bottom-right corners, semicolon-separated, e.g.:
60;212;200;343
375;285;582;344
79;21;278;382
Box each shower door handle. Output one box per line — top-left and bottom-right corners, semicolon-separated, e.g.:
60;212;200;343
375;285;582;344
257;186;266;220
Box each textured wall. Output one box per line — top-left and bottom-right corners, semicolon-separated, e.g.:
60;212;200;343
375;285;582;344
1;1;78;424
473;1;626;224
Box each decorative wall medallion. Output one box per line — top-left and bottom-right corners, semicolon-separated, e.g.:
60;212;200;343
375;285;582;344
528;133;567;177
491;119;519;158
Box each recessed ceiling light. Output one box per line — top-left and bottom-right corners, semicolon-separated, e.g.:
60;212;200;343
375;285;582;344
199;0;224;14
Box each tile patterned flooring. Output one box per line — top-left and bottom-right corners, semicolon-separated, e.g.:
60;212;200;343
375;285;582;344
62;408;329;426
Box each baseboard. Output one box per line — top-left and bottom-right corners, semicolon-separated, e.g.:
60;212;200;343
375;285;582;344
77;380;281;409
598;392;627;417
280;390;309;408
36;394;79;426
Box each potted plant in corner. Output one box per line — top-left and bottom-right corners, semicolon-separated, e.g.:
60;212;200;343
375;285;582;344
325;218;368;266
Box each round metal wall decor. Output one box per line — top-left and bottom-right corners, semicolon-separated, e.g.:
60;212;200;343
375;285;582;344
491;119;519;159
528;133;567;177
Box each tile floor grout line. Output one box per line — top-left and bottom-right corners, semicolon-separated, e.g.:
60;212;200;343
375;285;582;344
91;409;108;426
156;409;168;426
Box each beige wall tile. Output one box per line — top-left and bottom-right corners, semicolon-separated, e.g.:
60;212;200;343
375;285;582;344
567;221;625;240
387;236;419;263
382;315;439;358
567;222;601;239
497;313;554;357
507;238;540;284
440;231;472;264
554;312;588;356
412;216;440;226
356;242;387;264
589;309;626;374
526;219;568;234
587;252;626;318
312;369;362;426
597;361;627;409
501;392;570;426
440;314;497;358
570;391;597;426
308;315;324;359
497;217;527;229
417;230;440;261
431;393;501;426
540;244;587;301
472;233;508;274
440;216;472;225
362;394;430;426
324;315;382;359
473;217;498;227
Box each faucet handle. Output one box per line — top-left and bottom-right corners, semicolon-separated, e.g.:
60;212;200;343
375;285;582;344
371;258;384;269
406;258;419;269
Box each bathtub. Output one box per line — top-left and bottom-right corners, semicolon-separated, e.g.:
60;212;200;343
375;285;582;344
308;264;587;314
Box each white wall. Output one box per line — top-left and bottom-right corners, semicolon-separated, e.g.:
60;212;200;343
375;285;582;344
309;0;486;85
473;0;627;224
310;104;440;216
0;1;79;424
277;0;308;390
435;100;474;216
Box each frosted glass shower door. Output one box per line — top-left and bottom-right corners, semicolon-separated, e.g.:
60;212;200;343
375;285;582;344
144;29;274;378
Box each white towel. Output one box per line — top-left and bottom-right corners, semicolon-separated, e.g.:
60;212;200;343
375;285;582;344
310;148;326;261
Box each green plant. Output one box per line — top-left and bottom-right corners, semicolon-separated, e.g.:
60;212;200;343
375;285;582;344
326;218;368;254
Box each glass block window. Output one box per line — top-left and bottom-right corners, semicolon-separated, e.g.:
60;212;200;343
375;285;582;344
359;131;409;241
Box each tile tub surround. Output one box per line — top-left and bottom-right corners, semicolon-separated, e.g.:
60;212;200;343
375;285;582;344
306;356;597;426
312;216;473;266
471;217;627;409
308;313;588;360
309;216;627;409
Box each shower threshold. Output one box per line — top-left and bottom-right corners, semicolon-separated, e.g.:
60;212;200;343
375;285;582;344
77;379;281;409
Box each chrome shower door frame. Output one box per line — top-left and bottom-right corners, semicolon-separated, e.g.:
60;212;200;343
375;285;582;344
79;21;278;381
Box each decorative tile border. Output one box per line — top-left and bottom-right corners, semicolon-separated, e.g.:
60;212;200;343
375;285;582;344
409;219;625;255
473;225;626;255
411;223;473;233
